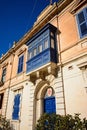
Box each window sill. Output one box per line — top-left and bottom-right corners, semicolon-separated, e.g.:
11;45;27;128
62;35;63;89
11;119;21;123
17;71;25;76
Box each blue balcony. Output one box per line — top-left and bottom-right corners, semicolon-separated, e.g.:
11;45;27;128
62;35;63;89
26;23;57;74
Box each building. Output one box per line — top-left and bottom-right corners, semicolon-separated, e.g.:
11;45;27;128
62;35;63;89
0;0;87;130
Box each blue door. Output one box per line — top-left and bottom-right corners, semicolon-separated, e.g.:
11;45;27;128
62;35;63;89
44;96;56;114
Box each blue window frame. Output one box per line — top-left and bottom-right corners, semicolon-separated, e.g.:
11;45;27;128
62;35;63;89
12;94;21;120
27;29;49;61
17;55;24;74
77;7;87;38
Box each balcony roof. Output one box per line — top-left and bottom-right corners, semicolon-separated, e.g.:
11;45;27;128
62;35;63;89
26;23;57;46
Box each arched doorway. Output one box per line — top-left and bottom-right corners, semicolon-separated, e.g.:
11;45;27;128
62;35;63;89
34;82;56;124
44;87;56;114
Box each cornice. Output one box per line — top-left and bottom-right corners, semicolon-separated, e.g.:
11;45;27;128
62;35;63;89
16;0;74;47
70;0;87;14
0;48;15;64
61;37;87;53
61;52;87;66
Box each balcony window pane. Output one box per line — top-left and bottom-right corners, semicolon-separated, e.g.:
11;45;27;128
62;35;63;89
33;48;37;56
51;38;54;49
38;45;42;53
51;32;54;37
44;39;48;49
28;52;32;59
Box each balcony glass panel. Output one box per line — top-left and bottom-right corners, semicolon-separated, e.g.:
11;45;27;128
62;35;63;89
44;39;49;50
26;49;50;73
38;44;42;53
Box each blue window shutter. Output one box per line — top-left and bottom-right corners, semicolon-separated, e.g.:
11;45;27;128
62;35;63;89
77;8;87;38
17;55;24;73
12;94;21;120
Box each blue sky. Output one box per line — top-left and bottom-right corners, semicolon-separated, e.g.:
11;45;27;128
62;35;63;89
0;0;58;57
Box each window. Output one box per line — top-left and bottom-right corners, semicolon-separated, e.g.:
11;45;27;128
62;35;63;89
12;94;21;120
38;44;42;53
77;7;87;38
51;38;55;49
33;48;37;56
17;55;24;74
1;68;6;82
28;51;32;60
44;39;48;49
51;32;54;37
0;93;4;109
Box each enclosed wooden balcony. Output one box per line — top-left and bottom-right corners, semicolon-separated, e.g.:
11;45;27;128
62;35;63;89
26;23;58;80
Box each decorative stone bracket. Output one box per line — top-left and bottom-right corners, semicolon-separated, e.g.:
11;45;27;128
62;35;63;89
28;65;58;84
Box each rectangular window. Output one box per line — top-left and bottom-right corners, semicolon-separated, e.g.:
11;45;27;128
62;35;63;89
38;44;42;53
12;94;21;120
33;48;37;56
44;39;48;49
0;93;4;109
77;7;87;38
51;32;54;37
51;38;55;49
17;55;24;74
1;68;6;82
28;51;32;60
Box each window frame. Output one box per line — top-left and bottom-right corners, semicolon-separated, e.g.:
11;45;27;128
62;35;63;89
28;51;32;60
17;54;24;74
27;30;50;60
38;44;42;53
33;47;37;56
76;7;87;38
44;39;49;50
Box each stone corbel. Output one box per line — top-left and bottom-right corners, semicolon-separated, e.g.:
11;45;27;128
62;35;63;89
47;66;58;77
28;71;46;85
29;75;36;85
36;71;45;80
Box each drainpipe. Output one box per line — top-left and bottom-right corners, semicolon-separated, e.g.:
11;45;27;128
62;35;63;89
56;3;66;115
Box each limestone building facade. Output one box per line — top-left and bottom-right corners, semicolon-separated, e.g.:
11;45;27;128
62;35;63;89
0;0;87;130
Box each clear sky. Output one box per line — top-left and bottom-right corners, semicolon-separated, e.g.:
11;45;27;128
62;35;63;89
0;0;58;57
